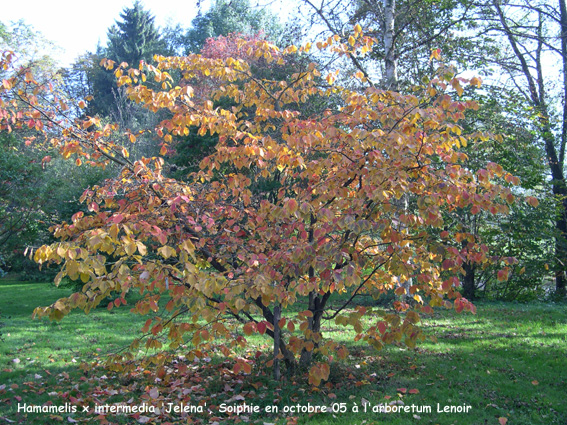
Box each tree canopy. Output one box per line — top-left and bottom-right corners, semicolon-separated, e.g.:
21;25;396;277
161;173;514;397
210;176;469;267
0;29;533;382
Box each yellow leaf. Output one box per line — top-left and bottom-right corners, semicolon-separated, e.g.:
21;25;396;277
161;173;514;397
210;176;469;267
158;246;176;259
235;298;246;311
125;242;136;256
429;48;442;62
136;242;147;256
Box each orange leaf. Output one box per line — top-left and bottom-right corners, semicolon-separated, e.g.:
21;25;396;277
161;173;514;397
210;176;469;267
497;268;509;282
243;322;255;336
498;418;508;425
526;196;539;208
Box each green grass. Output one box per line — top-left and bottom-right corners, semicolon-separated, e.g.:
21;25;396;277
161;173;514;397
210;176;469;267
0;280;566;425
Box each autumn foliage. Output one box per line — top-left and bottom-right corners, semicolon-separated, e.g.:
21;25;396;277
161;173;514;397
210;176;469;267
1;28;523;384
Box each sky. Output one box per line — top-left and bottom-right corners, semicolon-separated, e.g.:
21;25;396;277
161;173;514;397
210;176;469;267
1;0;292;67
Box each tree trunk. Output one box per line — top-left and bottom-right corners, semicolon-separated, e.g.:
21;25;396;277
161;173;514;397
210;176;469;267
273;303;281;381
383;0;398;90
557;0;567;298
299;292;320;368
298;291;329;368
462;262;476;300
555;199;567;297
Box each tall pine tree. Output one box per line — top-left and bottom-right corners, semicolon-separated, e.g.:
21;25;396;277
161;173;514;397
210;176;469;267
107;0;166;65
87;1;165;118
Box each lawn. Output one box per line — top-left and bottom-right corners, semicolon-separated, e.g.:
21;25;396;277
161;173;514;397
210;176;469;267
0;280;566;424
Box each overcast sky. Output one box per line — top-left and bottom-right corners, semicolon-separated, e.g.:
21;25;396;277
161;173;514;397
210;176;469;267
2;0;293;66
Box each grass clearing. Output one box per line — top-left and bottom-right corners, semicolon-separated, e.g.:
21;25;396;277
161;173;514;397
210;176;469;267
0;280;566;424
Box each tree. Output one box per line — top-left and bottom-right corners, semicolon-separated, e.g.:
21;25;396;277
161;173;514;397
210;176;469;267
2;32;522;382
470;0;567;298
453;86;552;300
86;1;166;118
182;0;282;53
0;23;84;279
106;0;166;65
299;0;481;90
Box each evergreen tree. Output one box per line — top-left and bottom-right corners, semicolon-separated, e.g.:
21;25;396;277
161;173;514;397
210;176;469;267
107;0;166;65
87;1;166;118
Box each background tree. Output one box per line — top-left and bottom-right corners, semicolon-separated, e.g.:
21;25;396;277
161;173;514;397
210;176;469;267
299;0;486;90
182;0;282;53
454;86;552;300
0;22;115;279
467;0;567;298
84;1;167;119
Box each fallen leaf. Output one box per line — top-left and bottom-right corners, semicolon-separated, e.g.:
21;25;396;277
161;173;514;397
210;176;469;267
531;380;539;386
498;418;508;425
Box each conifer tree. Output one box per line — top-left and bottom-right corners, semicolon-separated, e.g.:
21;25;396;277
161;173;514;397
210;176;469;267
88;1;165;118
107;0;165;65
